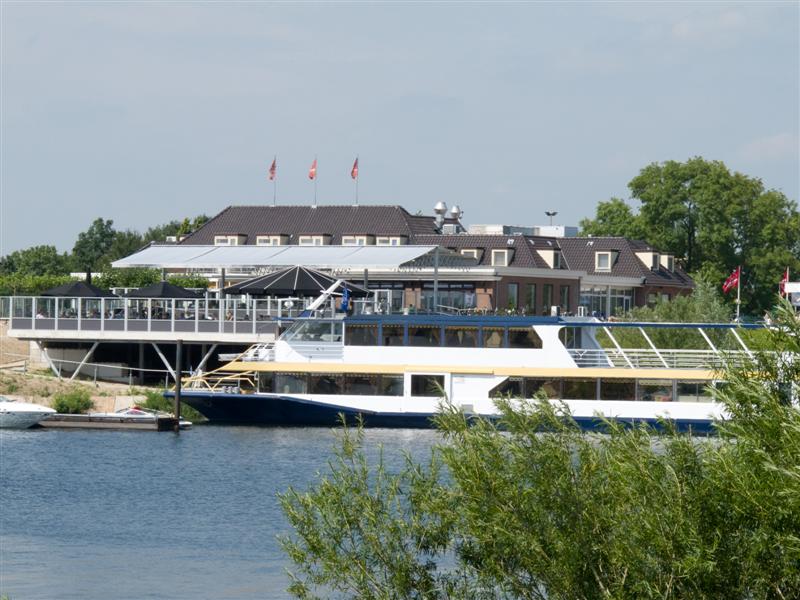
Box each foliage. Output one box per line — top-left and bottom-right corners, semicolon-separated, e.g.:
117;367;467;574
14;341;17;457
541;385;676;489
167;274;209;290
140;388;206;422
0;274;75;295
580;158;800;314
72;218;116;282
52;388;94;414
280;299;800;599
95;268;162;290
0;245;71;277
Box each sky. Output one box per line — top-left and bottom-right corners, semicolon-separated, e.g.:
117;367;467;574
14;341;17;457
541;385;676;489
1;1;798;255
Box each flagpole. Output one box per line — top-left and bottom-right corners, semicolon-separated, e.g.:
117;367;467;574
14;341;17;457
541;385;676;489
273;155;277;206
314;154;318;207
355;155;359;206
736;267;741;322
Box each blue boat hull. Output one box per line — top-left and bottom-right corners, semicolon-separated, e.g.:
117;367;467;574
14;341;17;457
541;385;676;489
171;391;717;433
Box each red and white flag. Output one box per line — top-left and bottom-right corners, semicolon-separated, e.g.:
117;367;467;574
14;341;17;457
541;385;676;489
722;266;741;294
780;267;790;296
308;159;317;180
350;157;359;180
268;158;277;181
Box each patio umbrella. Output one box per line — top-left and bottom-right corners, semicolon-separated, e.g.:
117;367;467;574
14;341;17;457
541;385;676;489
224;266;370;297
40;281;116;297
124;281;203;299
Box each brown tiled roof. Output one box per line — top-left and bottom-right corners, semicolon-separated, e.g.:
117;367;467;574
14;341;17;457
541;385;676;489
180;205;442;245
558;237;694;288
415;234;561;269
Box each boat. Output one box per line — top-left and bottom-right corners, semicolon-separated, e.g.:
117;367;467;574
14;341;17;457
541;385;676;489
177;278;771;431
0;396;57;428
41;406;192;430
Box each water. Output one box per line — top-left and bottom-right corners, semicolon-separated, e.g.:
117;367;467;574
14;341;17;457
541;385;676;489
0;426;441;599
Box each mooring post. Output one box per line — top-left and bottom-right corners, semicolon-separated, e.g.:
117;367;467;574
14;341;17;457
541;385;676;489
174;339;183;433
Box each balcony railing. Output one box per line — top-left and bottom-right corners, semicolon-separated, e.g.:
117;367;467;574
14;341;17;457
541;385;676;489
2;295;323;337
567;348;750;370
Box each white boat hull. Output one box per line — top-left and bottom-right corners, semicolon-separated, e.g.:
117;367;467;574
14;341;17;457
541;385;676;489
0;402;56;429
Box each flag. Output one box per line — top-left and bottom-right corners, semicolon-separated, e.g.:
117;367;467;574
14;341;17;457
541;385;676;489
780;267;790;296
341;285;351;312
308;159;317;180
268;158;277;181
350;157;359;180
722;266;741;294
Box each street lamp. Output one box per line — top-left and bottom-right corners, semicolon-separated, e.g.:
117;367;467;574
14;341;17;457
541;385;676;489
545;211;558;226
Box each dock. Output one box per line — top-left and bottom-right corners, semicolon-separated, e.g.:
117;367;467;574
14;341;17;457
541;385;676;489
41;414;180;431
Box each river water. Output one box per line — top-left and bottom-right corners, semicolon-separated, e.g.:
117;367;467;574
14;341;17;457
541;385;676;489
0;426;441;599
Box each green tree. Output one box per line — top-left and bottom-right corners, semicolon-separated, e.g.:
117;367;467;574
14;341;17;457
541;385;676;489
0;245;71;276
104;229;146;264
580;158;800;314
578;197;645;240
72;218;116;284
281;300;800;599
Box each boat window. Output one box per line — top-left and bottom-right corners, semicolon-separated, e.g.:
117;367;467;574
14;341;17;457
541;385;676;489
410;374;445;397
284;321;343;343
344;374;380;395
408;326;441;347
558;327;582;349
677;381;712;403
600;379;636;401
275;373;308;394
638;379;673;402
508;327;543;349
309;374;343;395
258;372;274;393
482;327;504;348
345;324;378;346
444;327;478;348
525;378;561;399
382;324;405;346
563;379;597;400
379;375;404;396
489;377;523;398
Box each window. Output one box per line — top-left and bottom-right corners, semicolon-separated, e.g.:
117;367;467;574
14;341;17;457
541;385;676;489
258;372;274;393
508;327;542;349
214;236;230;245
661;293;671;303
560;286;570;311
647;293;658;307
600;379;636;400
256;236;274;246
408;325;441;347
382;324;405;346
298;235;327;246
444;327;478;348
345;324;378;346
526;284;536;313
490;377;523;398
376;236;404;246
563;379;597;400
553;252;562;269
214;235;243;246
507;283;518;309
543;284;554;313
410;374;445;397
525;378;561;399
344;374;380;395
309;374;343;395
482;327;504;348
491;249;509;266
596;252;611;271
342;236;369;246
461;249;479;259
638;379;673;402
275;373;308;394
379;375;404;396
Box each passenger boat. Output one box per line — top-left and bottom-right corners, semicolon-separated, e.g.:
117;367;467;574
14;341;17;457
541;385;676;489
0;396;56;429
180;297;764;432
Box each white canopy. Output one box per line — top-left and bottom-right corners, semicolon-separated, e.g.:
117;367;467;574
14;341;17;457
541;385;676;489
112;244;465;270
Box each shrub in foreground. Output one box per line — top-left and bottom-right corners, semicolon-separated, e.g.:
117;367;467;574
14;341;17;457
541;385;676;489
280;300;800;599
52;388;94;414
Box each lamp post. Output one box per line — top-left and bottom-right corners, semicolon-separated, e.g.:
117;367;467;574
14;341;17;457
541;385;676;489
545;211;558;226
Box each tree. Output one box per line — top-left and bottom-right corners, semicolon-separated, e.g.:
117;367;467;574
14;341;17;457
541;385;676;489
0;245;71;276
104;229;146;264
72;218;116;284
578;197;646;240
280;299;800;599
580;158;800;314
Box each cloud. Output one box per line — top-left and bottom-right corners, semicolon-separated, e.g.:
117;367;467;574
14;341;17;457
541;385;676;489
737;133;799;162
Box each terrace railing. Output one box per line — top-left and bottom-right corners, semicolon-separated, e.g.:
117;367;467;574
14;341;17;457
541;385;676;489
568;348;750;370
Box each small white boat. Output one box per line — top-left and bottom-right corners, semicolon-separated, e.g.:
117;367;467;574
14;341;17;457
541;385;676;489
0;396;56;429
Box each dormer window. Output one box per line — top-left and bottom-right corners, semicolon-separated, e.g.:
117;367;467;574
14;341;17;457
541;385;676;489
491;249;511;267
256;235;289;246
461;249;481;260
342;235;374;246
376;236;406;246
298;235;330;246
596;252;611;271
214;235;246;246
659;254;675;272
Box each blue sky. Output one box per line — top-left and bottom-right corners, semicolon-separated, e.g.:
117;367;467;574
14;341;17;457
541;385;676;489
1;1;798;254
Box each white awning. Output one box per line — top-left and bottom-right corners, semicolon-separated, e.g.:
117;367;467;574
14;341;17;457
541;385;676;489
112;244;468;270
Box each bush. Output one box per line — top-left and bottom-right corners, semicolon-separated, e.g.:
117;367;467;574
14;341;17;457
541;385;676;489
52;388;94;414
141;388;205;423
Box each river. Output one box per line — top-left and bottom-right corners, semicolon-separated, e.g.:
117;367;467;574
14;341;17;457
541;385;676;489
0;426;441;599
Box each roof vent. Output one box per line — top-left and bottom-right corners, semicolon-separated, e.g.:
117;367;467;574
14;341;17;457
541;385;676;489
434;201;447;229
449;204;463;219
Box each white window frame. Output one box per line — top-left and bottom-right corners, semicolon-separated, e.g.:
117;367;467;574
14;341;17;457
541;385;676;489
595;251;612;271
214;235;242;246
461;249;479;259
298;235;326;246
491;249;509;267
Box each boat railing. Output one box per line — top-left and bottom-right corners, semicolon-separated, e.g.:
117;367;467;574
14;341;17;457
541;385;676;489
567;348;750;370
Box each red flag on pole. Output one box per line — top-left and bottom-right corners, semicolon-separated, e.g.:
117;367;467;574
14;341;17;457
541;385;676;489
308;159;317;180
780;267;790;296
268;158;277;181
350;157;359;180
722;266;741;294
